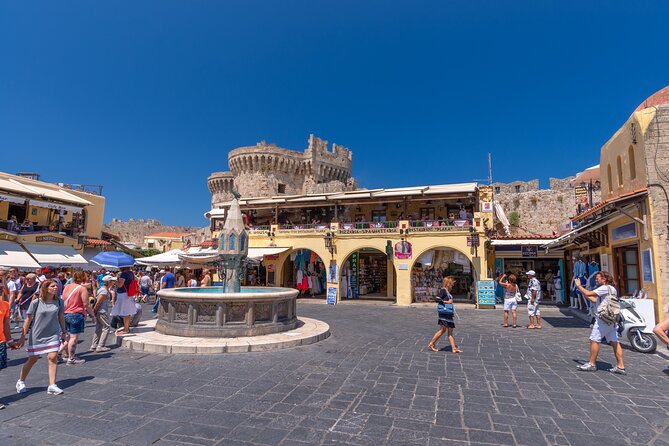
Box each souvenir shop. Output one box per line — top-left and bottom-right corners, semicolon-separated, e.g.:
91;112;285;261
283;249;327;297
340;249;389;299
412;248;475;302
492;242;566;303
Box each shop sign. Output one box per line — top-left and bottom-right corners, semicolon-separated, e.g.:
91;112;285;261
521;246;537;257
326;286;337;305
36;235;64;243
642;248;654;283
0;233;18;241
574;186;589;212
394;241;412;259
327;260;338;283
476;280;496;307
466;234;480;247
265;254;279;261
481;202;493;212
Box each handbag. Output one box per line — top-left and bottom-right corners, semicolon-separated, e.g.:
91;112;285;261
437;302;455;318
514;285;522;303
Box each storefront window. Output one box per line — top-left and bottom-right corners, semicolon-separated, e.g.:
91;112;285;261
615;245;640;296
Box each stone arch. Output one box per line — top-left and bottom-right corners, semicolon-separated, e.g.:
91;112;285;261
338;246;396;300
409;244;479;302
279;246;330;297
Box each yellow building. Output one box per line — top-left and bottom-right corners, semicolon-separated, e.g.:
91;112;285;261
206;183;494;306
144;232;190;252
546;86;669;323
0;171;107;269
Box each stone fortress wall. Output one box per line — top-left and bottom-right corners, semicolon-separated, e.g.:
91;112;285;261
492;177;601;236
208;134;356;207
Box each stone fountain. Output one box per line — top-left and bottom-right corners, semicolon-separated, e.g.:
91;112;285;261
155;193;299;338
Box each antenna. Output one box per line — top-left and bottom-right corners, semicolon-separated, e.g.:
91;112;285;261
488;153;493;185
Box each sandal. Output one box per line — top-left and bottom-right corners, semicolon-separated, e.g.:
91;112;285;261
526;325;536;329
512;325;517;328
427;344;438;352
453;348;463;353
502;324;509;328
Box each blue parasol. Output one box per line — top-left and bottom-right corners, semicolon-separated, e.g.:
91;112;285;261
90;251;136;269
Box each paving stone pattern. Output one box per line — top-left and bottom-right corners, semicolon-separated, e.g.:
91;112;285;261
0;302;667;445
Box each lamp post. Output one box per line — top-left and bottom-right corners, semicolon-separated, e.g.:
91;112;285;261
580;180;601;208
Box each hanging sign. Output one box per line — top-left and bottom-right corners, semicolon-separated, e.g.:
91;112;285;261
466;234;480;247
481;202;493;212
521;246;538;258
394;241;412;259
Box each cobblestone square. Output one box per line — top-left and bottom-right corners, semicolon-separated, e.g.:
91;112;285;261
0;302;667;445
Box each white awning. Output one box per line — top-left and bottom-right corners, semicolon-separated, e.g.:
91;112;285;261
0;193;26;205
22;243;88;267
0;240;41;269
135;249;184;266
204;208;226;219
29;199;83;213
490;239;556;246
247;246;291;260
422;183;478;195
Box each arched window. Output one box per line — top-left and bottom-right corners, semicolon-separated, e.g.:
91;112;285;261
607;164;613;192
628;145;636;180
220;236;225;250
229;233;236;250
240;233;246;250
616;156;623;187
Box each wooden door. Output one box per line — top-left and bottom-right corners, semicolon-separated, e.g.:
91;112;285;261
613;245;640;296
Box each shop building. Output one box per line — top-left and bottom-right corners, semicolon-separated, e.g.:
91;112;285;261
205;183;494;305
545;86;669;323
143;232;190;252
0;171;106;269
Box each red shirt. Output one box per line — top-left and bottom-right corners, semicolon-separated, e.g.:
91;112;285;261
0;300;10;342
62;283;86;315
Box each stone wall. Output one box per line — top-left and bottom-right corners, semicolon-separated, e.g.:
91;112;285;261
550;176;576;190
208;134;357;207
492;179;539;194
495;188;577;235
104;219;202;246
643;105;669;314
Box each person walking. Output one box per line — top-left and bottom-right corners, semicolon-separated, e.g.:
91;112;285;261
139;271;152;303
61;272;95;365
0;291;18;408
188;274;198;287
575;271;626;374
111;266;137;334
90;275;115;352
16;274;40;330
200;269;211;287
427;276;462;353
15;280;67;395
499;273;519;328
153;268;175;313
525;270;542;329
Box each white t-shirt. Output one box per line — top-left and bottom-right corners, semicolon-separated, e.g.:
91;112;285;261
188;279;197;287
7;278;22;295
36;274;46;283
593;284;616;310
140;276;152;287
526;277;542;301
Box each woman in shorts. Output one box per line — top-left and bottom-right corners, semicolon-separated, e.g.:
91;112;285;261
60;272;95;365
427;276;462;353
499;273;519;328
15;279;67;395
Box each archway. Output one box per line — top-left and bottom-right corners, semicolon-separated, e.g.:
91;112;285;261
339;247;396;302
280;248;328;299
410;247;477;302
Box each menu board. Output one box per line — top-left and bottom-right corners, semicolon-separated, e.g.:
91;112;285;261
477;280;496;307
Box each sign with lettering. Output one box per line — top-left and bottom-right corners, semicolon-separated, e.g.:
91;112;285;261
0;233;18;242
326;286;337;305
394;241;412;259
521;246;538;258
466;234;480;247
36;235;65;243
477;280;496;307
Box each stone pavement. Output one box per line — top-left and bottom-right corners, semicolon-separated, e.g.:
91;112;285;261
0;301;667;446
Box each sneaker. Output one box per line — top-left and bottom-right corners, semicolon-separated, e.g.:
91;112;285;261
577;363;597;372
608;366;627;375
66;357;86;366
47;384;64;395
15;380;26;393
95;346;111;352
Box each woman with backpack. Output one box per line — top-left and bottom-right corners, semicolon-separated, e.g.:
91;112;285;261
427;276;462;353
499;273;520;328
574;271;626;375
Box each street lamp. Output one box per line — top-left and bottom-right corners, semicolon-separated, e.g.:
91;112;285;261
324;232;336;256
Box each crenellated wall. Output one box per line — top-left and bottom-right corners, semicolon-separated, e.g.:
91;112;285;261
209;134;356;207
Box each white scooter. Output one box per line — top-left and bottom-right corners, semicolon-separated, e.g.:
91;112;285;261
617;300;657;353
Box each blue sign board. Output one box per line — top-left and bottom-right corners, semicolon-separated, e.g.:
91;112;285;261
477;280;496;307
327;286;337;305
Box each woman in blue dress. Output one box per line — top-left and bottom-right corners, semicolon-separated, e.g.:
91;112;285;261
427;276;462;353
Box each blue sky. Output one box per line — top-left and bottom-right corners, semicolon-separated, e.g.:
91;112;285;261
1;1;668;226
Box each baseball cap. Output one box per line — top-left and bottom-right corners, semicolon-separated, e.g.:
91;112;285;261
526;270;536;276
102;275;117;283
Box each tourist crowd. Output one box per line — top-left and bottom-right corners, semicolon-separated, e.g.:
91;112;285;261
0;265;214;408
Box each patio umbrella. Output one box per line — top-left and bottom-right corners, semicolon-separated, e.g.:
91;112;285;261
90;251;136;269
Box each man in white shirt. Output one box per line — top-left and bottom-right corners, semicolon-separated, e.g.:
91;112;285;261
574;271;626;375
525;270;542;329
34;267;46;283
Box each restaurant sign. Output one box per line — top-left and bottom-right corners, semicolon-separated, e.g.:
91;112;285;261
36;235;65;243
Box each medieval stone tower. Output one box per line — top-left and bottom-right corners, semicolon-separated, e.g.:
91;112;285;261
208;134;356;207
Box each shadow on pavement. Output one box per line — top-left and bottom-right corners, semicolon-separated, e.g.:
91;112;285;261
0;376;94;404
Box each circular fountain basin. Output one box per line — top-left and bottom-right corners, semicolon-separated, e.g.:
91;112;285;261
156;286;299;337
